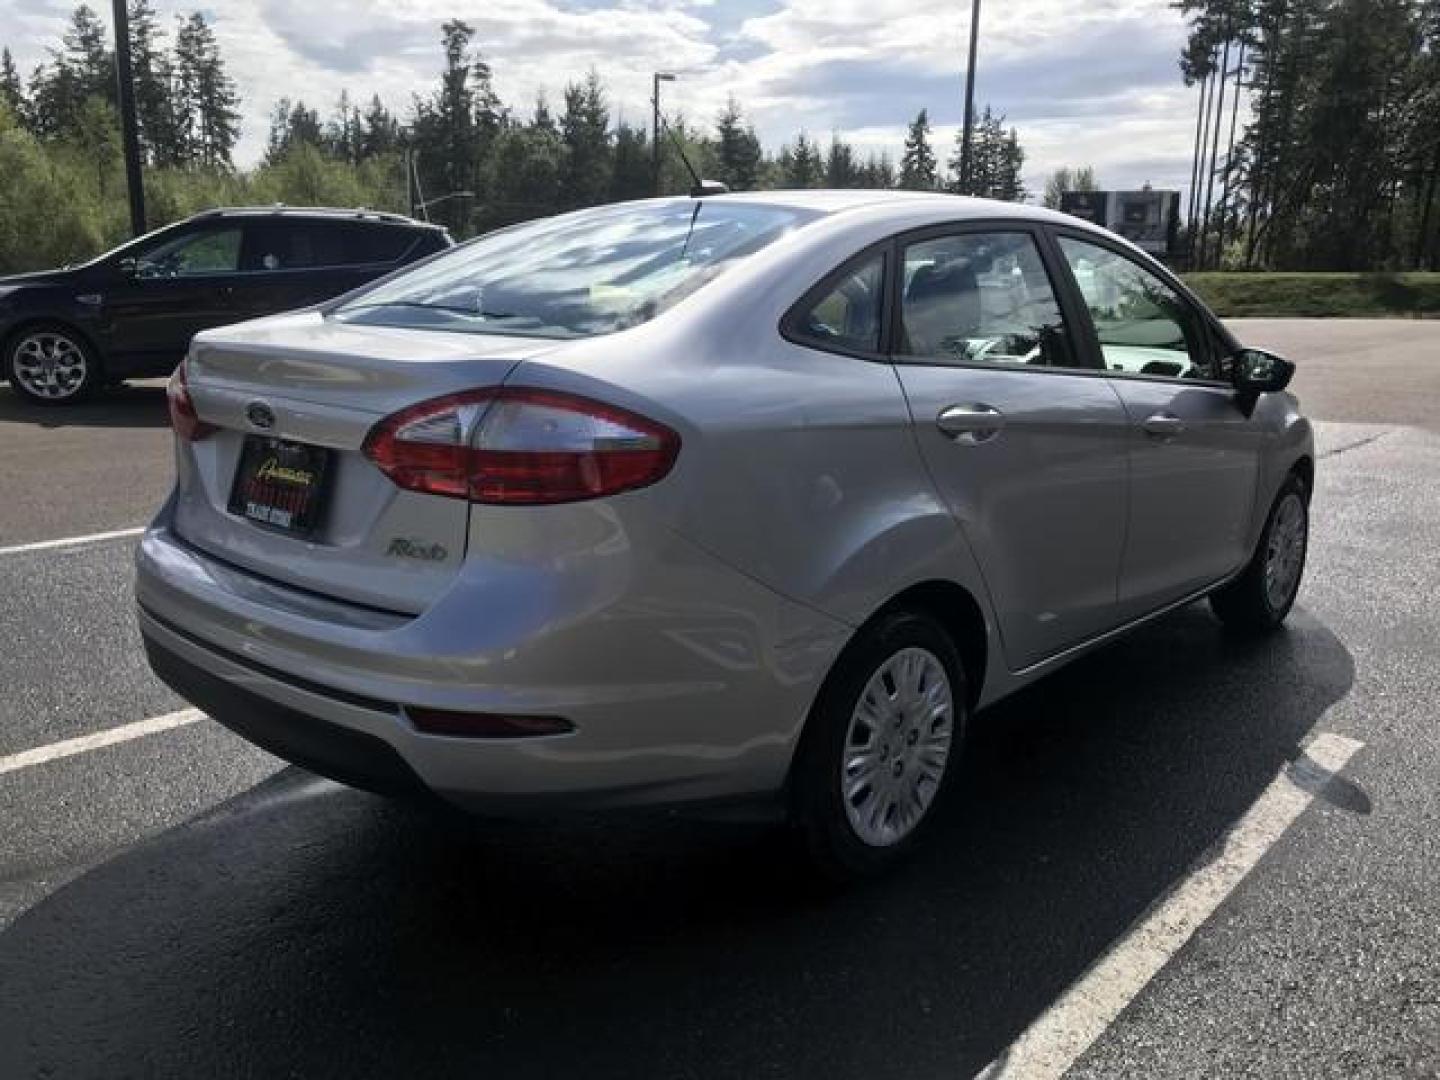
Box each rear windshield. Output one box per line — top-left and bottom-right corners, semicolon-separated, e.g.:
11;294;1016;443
333;201;821;339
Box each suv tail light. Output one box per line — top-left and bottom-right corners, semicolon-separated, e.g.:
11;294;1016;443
361;387;680;504
167;360;216;442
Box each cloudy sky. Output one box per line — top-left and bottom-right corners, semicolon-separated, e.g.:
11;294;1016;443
1;0;1205;198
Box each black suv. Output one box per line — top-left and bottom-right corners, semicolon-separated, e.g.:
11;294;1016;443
0;207;452;404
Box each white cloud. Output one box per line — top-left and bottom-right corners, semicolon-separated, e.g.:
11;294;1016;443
0;0;1206;197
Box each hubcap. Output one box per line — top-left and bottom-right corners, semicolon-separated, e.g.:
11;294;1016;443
12;332;88;400
1264;492;1307;611
841;646;954;847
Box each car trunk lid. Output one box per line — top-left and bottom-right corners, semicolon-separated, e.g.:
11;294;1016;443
172;310;559;613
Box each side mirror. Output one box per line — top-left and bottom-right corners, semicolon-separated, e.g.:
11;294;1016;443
1231;347;1294;395
116;256;138;279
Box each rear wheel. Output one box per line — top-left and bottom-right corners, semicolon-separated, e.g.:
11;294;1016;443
791;610;966;881
5;324;100;404
1210;473;1309;633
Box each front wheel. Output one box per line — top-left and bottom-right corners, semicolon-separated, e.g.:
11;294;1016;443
5;324;101;404
1210;473;1309;633
790;610;967;881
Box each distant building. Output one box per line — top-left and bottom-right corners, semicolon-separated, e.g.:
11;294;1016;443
1059;190;1181;257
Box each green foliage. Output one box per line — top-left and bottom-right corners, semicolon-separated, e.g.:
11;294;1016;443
1042;165;1097;209
949;105;1025;200
1182;272;1440;316
899;109;938;190
1180;0;1439;270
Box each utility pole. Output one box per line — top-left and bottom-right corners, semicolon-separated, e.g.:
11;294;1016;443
652;71;675;196
111;0;146;237
958;0;981;194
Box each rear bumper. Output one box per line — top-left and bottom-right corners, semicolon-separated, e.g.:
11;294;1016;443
143;619;432;801
135;515;849;813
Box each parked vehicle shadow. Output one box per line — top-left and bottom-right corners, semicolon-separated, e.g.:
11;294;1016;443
0;382;170;429
0;605;1357;1079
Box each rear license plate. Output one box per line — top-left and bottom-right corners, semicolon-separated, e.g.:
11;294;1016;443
227;435;332;537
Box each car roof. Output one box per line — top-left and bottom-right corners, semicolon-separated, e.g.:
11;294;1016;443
183;206;444;231
707;188;1077;227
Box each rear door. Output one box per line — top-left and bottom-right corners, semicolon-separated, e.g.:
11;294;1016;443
885;225;1130;670
103;222;247;363
1050;231;1262;618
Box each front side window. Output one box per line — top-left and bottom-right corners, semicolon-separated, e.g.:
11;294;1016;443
336;201;821;340
792;253;885;354
134;228;242;278
1056;236;1217;380
897;232;1078;369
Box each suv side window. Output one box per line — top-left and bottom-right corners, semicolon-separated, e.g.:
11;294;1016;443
134;227;243;278
791;252;885;354
247;221;347;272
896;231;1079;369
341;222;417;265
1056;236;1219;380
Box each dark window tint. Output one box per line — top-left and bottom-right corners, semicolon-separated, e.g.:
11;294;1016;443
1056;236;1218;380
341;223;416;264
247;222;346;271
897;231;1078;368
135;227;242;278
793;253;885;353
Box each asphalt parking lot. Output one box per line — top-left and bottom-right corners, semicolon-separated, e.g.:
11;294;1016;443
1;318;1437;1078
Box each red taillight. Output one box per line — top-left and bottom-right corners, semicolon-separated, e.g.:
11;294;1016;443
361;387;680;504
167;361;216;442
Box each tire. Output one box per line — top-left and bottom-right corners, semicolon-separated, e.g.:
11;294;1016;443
1210;473;1309;634
790;610;968;881
4;323;102;405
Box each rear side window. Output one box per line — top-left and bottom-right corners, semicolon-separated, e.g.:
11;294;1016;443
897;231;1079;369
790;253;885;354
247;222;346;271
341;223;417;264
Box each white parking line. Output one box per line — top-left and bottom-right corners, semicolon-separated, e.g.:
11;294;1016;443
0;526;145;557
0;709;203;777
975;730;1365;1080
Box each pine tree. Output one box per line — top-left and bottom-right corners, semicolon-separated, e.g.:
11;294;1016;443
898;109;937;190
127;0;181;166
0;48;26;126
825;133;859;187
714;96;762;191
359;95;400;160
558;69;611;208
780;132;822;187
174;13;240;167
609;120;651;201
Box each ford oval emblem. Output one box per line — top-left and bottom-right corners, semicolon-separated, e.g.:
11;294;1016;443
246;401;276;430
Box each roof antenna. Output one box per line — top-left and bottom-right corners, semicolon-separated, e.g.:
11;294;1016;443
661;114;728;198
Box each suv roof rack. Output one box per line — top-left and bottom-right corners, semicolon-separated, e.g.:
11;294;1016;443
187;206;432;227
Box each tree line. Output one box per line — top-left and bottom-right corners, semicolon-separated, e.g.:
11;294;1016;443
0;4;1032;274
1179;0;1440;270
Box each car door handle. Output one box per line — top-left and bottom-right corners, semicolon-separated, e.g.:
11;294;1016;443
1142;412;1186;438
936;402;1005;444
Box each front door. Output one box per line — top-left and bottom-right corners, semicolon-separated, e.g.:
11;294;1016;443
102;223;247;365
889;227;1130;670
1052;233;1262;618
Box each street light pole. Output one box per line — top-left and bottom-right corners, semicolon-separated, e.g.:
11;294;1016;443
958;0;981;195
111;0;146;236
652;71;675;196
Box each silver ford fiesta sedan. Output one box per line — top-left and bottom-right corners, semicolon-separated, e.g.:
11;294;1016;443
136;190;1312;877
